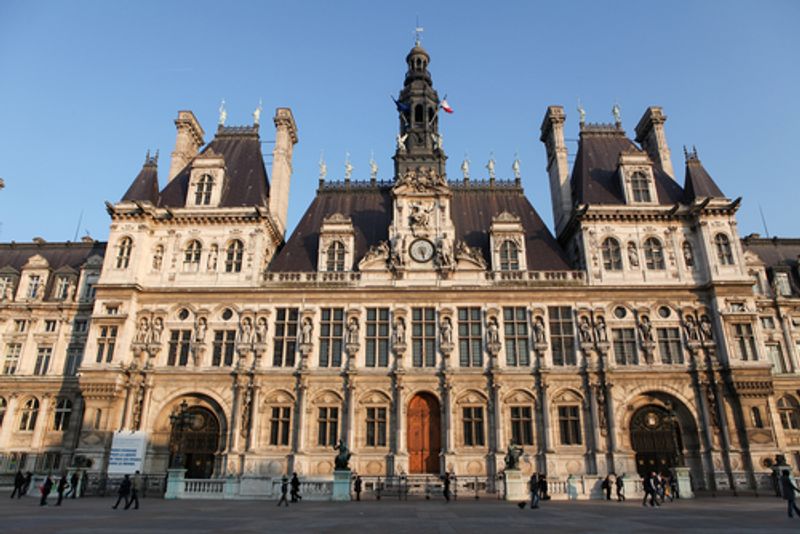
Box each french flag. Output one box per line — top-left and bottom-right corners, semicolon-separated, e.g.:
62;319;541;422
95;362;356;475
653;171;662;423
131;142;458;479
440;98;454;114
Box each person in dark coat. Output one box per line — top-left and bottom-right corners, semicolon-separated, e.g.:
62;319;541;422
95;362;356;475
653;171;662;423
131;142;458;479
112;474;131;509
125;471;142;510
529;473;540;509
538;475;549;501
277;476;289;507
23;472;33;495
442;472;451;502
67;471;80;499
79;471;88;497
642;472;659;507
602;475;612;501
290;473;302;502
354;476;362;501
56;474;68;506
40;476;53;506
10;470;25;498
781;471;800;518
615;474;625;501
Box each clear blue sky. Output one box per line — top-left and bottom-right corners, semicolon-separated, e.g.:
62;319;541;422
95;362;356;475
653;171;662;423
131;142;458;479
0;1;798;242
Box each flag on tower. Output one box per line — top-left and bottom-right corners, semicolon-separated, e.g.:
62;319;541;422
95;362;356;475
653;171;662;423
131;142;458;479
440;98;453;114
392;96;410;113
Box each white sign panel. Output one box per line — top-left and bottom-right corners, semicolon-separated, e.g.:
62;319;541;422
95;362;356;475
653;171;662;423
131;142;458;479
107;431;147;474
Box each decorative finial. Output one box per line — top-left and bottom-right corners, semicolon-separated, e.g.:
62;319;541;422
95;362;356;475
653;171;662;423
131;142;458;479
318;151;327;182
512;153;521;182
577;98;586;126
683;145;689;161
414;16;424;46
486;152;496;181
612;102;621;126
692;145;698;159
154;149;159;163
461;154;471;182
344;152;353;182
369;151;378;183
145;149;151;164
218;100;227;127
253;99;263;126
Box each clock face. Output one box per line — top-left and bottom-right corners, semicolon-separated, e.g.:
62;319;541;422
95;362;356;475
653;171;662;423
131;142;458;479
409;239;435;263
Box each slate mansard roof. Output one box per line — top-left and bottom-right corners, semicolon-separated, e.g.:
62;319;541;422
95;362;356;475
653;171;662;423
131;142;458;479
742;236;800;296
269;182;572;272
0;240;107;273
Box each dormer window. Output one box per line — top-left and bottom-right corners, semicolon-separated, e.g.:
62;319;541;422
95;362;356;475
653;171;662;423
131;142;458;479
775;272;792;297
184;240;202;271
116;237;133;269
326;241;346;272
630;172;652;203
715;234;734;265
317;213;354;273
499;240;520;271
55;276;70;300
643;238;665;270
618;151;657;205
27;275;41;299
490;212;527;272
225;240;244;273
601;238;622;271
194;174;214;206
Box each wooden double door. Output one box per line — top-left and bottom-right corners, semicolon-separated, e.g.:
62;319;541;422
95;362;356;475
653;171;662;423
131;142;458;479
407;393;441;474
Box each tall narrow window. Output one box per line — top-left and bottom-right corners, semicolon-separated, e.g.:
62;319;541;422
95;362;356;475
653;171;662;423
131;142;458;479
273;308;298;367
269;406;292;446
184;240;202;271
33;346;52;375
751;406;764;428
715;234;734;265
549;306;576;366
3;343;21;375
612;328;638;365
558;405;582;445
412;307;436;367
366;407;387;447
462;406;485;446
225;240;244;273
767;344;787;374
167;329;192;366
326;241;346;272
27;275;41;299
365;308;390;367
319;308;344;367
657;327;683;364
55;277;70;300
0;276;13;299
194;174;214;205
64;347;82;376
778;396;800;430
630;171;652;202
458;307;483;367
732;323;758;361
643;238;665;270
19;398;39;431
318;407;339;446
499;240;520;271
510;406;534;445
212;330;236;366
503;307;530;366
95;326;118;363
53;398;72;431
116;237;133;269
601;238;623;271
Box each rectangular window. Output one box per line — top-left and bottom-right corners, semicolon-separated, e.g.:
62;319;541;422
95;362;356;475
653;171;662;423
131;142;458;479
612;328;638;365
27;275;41;298
462;407;485;446
167;329;192;366
761;317;776;330
365;308;390;367
317;407;339;447
212;330;236;366
3;343;22;375
73;320;87;333
656;327;683;364
55;277;70;300
15;320;27;333
63;347;82;376
733;323;758;361
83;279;97;301
458;307;483;367
366;407;388;447
319;308;344;367
106;306;119;315
269;406;292;446
35;452;62;473
95;326;117;363
44;320;57;333
33;346;52;375
412;307;436;367
558;406;582;445
549;306;576;366
273;308;298;367
503;307;530;366
767;344;787;374
510;406;534;445
0;276;12;298
775;273;792;296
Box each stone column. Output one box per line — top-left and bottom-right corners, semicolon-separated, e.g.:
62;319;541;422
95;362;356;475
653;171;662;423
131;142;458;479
290;373;308;474
0;395;19;448
31;395;53;451
247;384;261;452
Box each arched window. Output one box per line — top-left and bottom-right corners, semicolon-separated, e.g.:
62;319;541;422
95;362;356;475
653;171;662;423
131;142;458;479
750;406;764;429
225;240;244;273
194;174;214;206
715;233;734;265
499;240;520;271
19;398;39;431
152;245;164;271
325;241;346;272
184;240;202;271
53;398;72;431
0;397;6;427
630;172;652;203
601;238;622;271
414;104;423;124
682;241;694;268
643;238;665;270
778;396;800;430
115;237;133;269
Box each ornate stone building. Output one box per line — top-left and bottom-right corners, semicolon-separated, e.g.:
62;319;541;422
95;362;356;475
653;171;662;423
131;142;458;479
1;43;800;496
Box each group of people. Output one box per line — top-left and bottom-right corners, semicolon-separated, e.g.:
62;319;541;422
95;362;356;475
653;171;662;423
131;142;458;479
111;471;143;510
601;473;626;501
521;473;549;509
10;470;84;506
276;473;303;506
641;471;679;506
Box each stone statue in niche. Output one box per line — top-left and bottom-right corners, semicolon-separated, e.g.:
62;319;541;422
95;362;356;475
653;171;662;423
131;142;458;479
700;315;714;340
149;318;164;344
638;315;654;342
437;235;454;270
134;317;150;344
579;316;593;343
683;242;694;268
440;316;453;345
255;317;268;344
627;242;640;268
683;315;701;341
301;318;313;345
594;316;608;343
347;317;359;345
194;317;207;343
409;202;433;230
238;317;254;345
487;317;500;345
393;317;406;346
533;316;546;344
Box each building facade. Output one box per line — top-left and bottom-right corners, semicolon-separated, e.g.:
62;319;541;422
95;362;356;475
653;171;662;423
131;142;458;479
2;43;800;495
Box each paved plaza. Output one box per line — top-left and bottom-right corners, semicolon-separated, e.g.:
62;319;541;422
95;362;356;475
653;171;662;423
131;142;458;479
0;494;798;533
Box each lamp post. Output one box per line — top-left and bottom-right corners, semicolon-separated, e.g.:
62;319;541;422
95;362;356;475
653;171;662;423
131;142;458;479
170;400;191;469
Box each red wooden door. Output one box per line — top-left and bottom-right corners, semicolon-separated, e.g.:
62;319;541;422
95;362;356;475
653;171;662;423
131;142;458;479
408;393;440;474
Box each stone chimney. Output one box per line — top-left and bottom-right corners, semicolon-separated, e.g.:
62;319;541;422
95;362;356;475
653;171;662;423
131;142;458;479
269;108;298;239
168;111;205;182
635;106;675;179
540;106;571;236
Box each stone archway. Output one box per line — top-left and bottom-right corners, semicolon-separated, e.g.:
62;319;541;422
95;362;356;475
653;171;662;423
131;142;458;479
169;405;222;479
407;392;441;474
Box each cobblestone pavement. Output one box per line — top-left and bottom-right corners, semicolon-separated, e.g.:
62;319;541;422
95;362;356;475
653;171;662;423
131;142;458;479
0;494;797;533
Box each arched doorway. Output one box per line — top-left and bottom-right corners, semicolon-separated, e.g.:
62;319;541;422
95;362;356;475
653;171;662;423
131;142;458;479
408;393;441;474
630;405;683;477
169;405;221;479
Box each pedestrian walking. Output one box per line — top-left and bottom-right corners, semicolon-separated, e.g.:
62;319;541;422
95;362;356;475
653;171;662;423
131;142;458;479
56;474;68;506
354;476;362;501
80;471;88;497
112;474;131;509
10;470;25;498
67;471;80;499
290;472;302;502
40;475;53;506
538;474;549;501
442;472;451;502
602;475;612;501
657;473;667;503
529;473;540;509
125;471;142;510
277;476;290;507
23;472;33;495
615;473;625;501
669;474;679;500
780;471;800;519
642;472;659;507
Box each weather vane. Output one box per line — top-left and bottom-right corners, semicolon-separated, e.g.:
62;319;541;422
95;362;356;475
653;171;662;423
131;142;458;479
414;17;424;46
